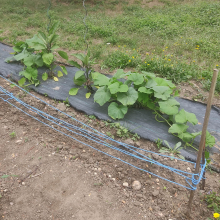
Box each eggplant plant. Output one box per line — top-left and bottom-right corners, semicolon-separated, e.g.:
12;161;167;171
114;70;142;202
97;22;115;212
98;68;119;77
67;50;96;98
6;22;68;86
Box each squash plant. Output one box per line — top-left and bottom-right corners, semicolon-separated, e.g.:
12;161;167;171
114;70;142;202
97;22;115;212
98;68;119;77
6;22;68;86
91;69;215;151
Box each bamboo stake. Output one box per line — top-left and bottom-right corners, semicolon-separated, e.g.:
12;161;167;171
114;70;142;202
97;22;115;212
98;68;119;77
187;69;218;215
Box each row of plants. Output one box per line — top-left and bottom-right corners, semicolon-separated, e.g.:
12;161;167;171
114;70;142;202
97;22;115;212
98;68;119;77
6;17;215;163
56;51;215;162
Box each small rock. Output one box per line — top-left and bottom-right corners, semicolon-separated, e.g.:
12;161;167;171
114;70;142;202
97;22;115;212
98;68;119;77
112;178;116;181
123;182;129;187
16;140;22;143
108;175;112;178
152;190;159;197
134;141;141;147
94;172;97;175
152;154;159;160
57;103;66;112
132;181;141;190
136;194;142;198
63;145;70;150
98;168;101;172
117;167;123;172
124;139;134;146
156;178;159;183
22;182;25;185
10;202;13;206
187;167;191;171
133;201;141;206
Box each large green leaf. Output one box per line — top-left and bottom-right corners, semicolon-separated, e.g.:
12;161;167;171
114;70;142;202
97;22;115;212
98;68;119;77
75;70;85;79
138;92;150;104
38;31;47;44
175;109;198;125
138;87;153;94
108;82;120;94
92;72;109;86
73;75;86;86
58;51;68;60
118;84;128;92
68;60;81;69
19;67;38;80
72;53;85;63
94;86;111;106
154;77;175;89
108;82;128;94
49;22;59;35
168;124;189;135
128;73;144;85
153;86;173;100
23;55;35;67
23;54;43;67
42;53;54;66
159;98;180;115
206;131;215;147
13;49;30;61
117;87;138;106
49;34;59;44
108;102;128;119
141;71;156;78
178;132;194;142
146;78;157;88
113;69;125;79
26;35;46;50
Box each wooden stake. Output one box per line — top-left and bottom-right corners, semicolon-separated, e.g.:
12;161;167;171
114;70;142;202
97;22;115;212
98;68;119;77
187;69;218;215
201;142;206;190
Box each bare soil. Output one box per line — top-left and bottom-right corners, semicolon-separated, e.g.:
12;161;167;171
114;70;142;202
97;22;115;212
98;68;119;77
0;77;220;220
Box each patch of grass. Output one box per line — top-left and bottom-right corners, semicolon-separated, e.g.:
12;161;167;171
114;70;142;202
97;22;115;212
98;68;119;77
0;0;220;92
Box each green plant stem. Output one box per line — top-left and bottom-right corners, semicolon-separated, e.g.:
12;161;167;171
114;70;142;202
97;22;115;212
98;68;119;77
154;110;172;127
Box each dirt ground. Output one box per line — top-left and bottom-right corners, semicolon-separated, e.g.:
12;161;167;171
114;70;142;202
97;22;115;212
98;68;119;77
0;77;220;220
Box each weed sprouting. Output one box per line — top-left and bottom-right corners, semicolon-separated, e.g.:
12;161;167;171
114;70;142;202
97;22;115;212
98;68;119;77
10;132;16;138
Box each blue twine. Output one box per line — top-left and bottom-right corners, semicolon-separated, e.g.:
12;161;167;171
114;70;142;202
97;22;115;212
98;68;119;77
0;75;206;190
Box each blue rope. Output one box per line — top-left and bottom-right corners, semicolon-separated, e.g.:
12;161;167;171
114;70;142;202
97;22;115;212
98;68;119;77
0;75;206;190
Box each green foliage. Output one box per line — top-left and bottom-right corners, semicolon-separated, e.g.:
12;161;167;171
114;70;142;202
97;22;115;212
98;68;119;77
6;22;68;86
105;122;140;140
9;131;16;138
205;192;220;214
108;102;128;120
69;64;215;153
68;50;96;97
156;138;163;149
159;141;185;160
